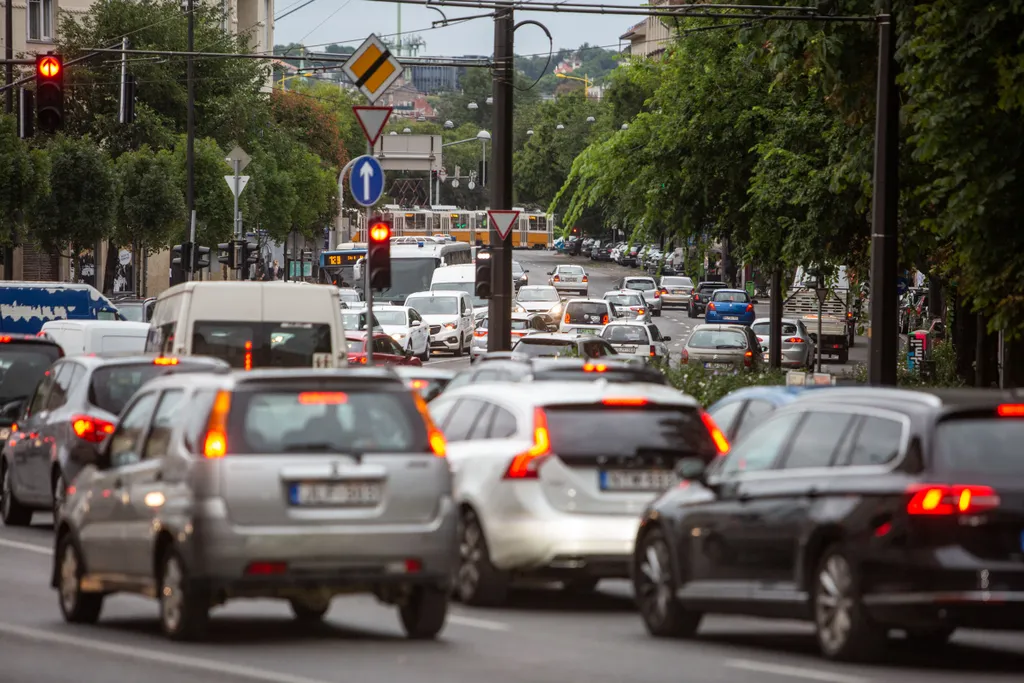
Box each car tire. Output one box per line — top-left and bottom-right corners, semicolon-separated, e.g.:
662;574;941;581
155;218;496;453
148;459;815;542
419;344;430;363
687;307;696;319
159;548;210;642
455;508;509;606
838;349;849;364
399;586;448;639
289;598;329;623
812;545;886;661
653;307;662;317
1;462;33;527
56;532;103;624
634;528;701;638
454;335;464;357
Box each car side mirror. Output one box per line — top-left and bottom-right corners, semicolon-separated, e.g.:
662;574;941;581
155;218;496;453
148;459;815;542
751;299;759;305
547;271;554;275
675;457;707;483
662;336;672;342
524;269;529;273
410;320;421;327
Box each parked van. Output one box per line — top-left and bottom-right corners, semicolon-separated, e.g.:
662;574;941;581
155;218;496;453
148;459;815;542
0;282;122;335
145;281;347;369
40;320;150;356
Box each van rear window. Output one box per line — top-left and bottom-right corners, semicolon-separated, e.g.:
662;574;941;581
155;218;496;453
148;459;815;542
193;322;332;369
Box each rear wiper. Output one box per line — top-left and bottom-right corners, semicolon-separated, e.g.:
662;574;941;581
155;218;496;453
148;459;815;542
715;345;744;349
282;442;338;452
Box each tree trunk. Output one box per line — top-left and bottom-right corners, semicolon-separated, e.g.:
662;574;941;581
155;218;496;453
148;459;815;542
975;314;999;388
951;288;976;385
102;242;118;295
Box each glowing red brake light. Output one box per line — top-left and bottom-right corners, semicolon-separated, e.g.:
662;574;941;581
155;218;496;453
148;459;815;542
297;392;347;405
785;337;805;344
243;340;253;371
602;314;609;324
906;484;1000;515
602;397;648;406
245;561;287;576
71;415;116;443
0;336;11;343
707;302;715;311
474;329;487;338
680;348;689;364
700;411;730;454
997;404;1024;417
583;362;607;372
746;304;754;313
153;357;179;365
505;407;550;479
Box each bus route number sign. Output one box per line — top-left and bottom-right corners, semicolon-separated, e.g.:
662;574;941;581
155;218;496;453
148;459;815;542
326;253;361;266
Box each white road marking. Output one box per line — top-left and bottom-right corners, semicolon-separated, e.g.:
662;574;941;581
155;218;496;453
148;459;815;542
427;357;471;365
0;622;335;683
448;614;510;631
724;659;871;683
0;537;52;555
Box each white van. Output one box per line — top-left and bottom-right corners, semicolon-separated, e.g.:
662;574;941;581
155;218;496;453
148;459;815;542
405;290;474;356
429;264;489;318
40;320;150;356
145;281;347;369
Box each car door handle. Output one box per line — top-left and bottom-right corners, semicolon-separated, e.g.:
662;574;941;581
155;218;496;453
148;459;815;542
113;478;123;489
738;492;751;503
805;487;819;499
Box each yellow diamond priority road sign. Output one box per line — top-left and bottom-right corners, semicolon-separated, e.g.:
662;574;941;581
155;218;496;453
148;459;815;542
343;34;403;103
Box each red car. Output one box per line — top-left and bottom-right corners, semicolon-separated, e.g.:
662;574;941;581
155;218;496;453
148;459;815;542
346;332;422;366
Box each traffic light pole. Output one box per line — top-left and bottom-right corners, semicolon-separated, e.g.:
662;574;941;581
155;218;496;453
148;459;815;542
487;4;514;352
185;0;196;279
364;141;374;367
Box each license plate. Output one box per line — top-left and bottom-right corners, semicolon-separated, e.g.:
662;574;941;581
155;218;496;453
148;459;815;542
724;315;739;321
574;327;598;336
561;277;578;282
763;352;769;361
289;481;382;507
0;428;8;440
704;362;731;369
600;469;675;491
615;345;638;353
672;289;684;294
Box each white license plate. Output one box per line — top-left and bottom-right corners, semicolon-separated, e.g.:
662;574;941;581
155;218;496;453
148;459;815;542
672;289;685;294
724;315;739;321
763;352;770;361
289;481;382;506
615;345;638;353
704;362;731;369
0;428;9;440
600;470;675;491
561;277;578;283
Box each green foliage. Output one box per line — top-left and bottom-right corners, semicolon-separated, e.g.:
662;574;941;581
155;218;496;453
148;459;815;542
115;146;186;251
0;115;49;247
849;340;963;388
664;365;790;408
169;135;232;245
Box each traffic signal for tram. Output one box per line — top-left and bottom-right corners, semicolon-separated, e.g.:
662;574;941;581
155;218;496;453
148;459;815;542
35;54;64;134
217;242;236;268
475;248;492;299
171;242;193;271
368;217;392;290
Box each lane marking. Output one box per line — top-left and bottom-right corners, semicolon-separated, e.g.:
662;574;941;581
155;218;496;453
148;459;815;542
0;622;334;683
725;659;871;683
448;614;510;632
0;537;52;555
427;357;471;365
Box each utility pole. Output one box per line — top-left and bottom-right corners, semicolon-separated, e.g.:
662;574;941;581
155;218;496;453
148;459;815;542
4;0;13;280
867;2;900;385
185;0;196;269
487;3;514;352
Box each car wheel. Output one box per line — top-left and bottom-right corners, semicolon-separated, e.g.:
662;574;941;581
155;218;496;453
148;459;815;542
634;528;701;637
56;533;103;624
812;546;885;661
399;586;448;639
1;462;33;527
454;335;464;357
159;548;210;641
456;508;509;606
289;598;329;623
687;307;696;319
653;307;662;317
838;349;849;364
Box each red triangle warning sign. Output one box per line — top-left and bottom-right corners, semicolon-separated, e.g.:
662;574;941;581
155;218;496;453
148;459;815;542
488;210;520;240
353;106;393;146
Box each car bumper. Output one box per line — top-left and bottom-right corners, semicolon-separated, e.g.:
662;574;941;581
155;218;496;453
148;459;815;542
430;331;463;350
470;343;487;361
661;294;690;306
553;284;588;294
706;313;754;325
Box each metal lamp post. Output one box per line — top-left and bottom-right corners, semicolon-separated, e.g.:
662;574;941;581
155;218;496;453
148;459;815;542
815;284;828;373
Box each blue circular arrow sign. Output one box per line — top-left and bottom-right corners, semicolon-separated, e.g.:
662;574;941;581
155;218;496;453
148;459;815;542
350;155;385;207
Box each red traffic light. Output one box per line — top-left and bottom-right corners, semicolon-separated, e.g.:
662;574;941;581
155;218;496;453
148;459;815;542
369;222;391;242
38;55;61;79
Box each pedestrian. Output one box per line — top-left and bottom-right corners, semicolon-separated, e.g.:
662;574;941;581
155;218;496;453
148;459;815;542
271;259;283;280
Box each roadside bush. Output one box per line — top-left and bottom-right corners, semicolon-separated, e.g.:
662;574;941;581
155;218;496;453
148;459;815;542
849;340;963;388
663;365;789;407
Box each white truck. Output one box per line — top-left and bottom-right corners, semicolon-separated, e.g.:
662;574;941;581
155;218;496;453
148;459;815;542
784;267;853;364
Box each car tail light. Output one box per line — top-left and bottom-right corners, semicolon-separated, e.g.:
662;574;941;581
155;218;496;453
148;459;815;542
474;329;487;338
71;414;116;443
583;362;607;372
680;348;689;364
603;397;648;406
707;302;716;311
504;407;549;479
553;275;560;282
413;392;446;457
906;484;1000;515
243;340;253;371
153;357;179;366
746;304;754;313
0;336;11;343
997;404;1024;417
785;337;804;344
602;314;609;324
700;411;729;454
744;350;753;367
202;390;232;459
653;290;660;298
693;293;700;301
650;345;656;357
297;392;347;405
582;275;588;283
564;313;571;324
410;379;428;390
660;288;668;295
245;562;287;576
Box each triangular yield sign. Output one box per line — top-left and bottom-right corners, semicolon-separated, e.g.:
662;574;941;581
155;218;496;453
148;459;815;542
224;175;250;197
353;106;393;146
488;210;520;240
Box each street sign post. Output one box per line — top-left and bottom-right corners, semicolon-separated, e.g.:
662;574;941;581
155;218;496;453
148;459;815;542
350;155;385;207
224;145;250;279
488;210;519;241
353;105;393;146
342;34;403;103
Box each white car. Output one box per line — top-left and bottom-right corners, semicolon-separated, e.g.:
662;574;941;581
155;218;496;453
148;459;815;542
373;305;430;361
600;321;671;364
515;285;564;322
548;264;589;297
428;381;721;605
617;276;662;317
338;288;364;308
558;298;616;334
405;291;475;356
602;290;651;322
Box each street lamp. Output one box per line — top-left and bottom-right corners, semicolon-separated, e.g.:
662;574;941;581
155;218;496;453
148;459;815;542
814;283;828;373
477;130;491;186
556;123;565;130
444;120;454;129
621;123;629;130
586;116;596;123
485;96;493;105
402;127;411;134
389;131;397;135
467;101;479;111
526;129;534;136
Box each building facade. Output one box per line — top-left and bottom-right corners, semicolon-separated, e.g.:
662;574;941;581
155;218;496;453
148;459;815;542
619;1;675;59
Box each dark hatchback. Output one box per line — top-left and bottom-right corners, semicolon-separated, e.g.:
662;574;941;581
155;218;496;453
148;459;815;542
0;334;64;437
688;281;729;318
445;357;668;390
0;355;229;526
632;387;1024;662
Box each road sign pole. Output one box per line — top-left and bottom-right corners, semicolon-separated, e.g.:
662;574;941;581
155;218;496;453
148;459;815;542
232;159;242;279
488;4;515;352
364;141;374;367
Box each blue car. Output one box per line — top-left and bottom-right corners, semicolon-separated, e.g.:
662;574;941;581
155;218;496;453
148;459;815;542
703;288;755;325
705;385;826;444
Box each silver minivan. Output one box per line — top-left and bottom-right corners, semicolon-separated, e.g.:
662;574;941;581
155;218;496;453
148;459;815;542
52;368;456;641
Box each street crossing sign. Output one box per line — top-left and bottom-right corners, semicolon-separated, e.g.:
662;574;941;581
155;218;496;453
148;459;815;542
353;105;393;146
343;34;403;103
350;155;385;207
488;210;520;240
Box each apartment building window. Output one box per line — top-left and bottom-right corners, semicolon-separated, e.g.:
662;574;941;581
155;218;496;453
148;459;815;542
28;0;55;41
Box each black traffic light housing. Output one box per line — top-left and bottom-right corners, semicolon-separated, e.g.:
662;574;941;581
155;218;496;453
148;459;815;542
243;240;259;265
171;242;193;271
367;217;392;290
217;242;236;268
475;248;492;299
35;54;64;134
194;245;211;270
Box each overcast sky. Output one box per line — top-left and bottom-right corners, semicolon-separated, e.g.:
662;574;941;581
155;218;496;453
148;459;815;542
273;0;644;57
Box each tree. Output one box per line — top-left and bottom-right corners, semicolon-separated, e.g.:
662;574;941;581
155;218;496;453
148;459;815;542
114;146;186;252
170;135;233;246
270;90;349;169
0;115;49;248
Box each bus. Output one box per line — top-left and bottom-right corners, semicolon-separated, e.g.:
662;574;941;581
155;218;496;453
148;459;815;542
379;206;554;249
319;243;367;287
365;239;473;306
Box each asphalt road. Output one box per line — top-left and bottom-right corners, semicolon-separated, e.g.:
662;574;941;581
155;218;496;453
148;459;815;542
2;521;1024;683
425;250;869;374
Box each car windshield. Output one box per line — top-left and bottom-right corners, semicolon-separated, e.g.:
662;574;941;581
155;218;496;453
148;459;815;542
932;417;1024;476
662;277;692;288
431;282;486;308
687;329;748;350
513;339;576;358
545;406;715;459
0;343;63;405
407;296;459;316
373;310;408;326
377;257;439;304
751;322;799;337
226;388;426;454
512;262;524;275
88;361;213;415
605;294;642;307
511;318;531;331
342;311;381;331
559;266;584;275
518;287;559;302
714;290;750;303
603;326;649;343
192;322;332;370
626;279;656;291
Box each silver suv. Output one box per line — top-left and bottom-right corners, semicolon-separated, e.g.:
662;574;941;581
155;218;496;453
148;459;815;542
51;368;456;641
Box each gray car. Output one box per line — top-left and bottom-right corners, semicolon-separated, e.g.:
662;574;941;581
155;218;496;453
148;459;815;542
751;318;815;368
51;368;456;641
548;264;589;297
617;276;662;316
658;276;694;309
681;324;763;372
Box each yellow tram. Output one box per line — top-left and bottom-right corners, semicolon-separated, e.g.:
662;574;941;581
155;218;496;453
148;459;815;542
378;207;554;249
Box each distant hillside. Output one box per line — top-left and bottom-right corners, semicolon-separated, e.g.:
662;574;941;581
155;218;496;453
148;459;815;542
516;43;622;96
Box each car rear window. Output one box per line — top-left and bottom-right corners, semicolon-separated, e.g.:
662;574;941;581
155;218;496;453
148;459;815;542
713;291;749;303
511;319;530;331
0;343;63;405
687;329;748;349
193;322;333;370
932;417;1024;476
225;388;427;454
605;294;641;307
345;339;364;353
662;277;692;287
89;361;214;415
545;405;715;459
751;322;799;337
559;266;584;275
626;280;656;291
513;339;576;358
566;302;609;325
603;326;648;343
